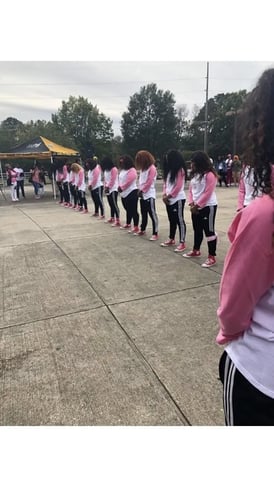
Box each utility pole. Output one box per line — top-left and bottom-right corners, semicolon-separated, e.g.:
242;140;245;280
204;61;209;153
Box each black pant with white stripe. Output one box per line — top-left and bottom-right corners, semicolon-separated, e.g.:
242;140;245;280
140;197;159;235
219;350;274;426
191;205;217;256
91;186;104;216
165;199;186;242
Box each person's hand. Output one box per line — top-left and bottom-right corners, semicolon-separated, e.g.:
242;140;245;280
162;193;169;204
190;204;199;214
138;190;143;199
105;186;110;195
118;186;122;193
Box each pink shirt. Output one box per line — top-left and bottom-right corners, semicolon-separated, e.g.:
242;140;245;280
216;194;274;345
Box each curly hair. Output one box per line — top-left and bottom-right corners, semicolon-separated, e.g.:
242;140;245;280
189;151;217;181
163;149;187;184
135;150;155;171
239;68;274;197
119;154;135;170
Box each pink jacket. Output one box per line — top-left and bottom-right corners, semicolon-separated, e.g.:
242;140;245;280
163;169;185;198
216;194;274;344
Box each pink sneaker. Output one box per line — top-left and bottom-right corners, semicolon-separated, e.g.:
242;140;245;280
201;256;216;268
160;239;175;247
174;242;186;252
111;220;121;227
129;226;139;234
81;209;89;214
105;217;115;223
183;250;201;258
135;230;146;236
120;224;131;229
149;235;159;241
97;215;105;220
91;213;99;217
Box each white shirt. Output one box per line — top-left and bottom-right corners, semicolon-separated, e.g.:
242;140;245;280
226;283;274;398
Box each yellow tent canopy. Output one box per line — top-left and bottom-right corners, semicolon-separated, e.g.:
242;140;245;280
0;136;79;159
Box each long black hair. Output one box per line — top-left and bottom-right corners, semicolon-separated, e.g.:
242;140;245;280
239;68;274;197
163;149;187;184
119;154;135;170
189;151;217;181
100;156;115;172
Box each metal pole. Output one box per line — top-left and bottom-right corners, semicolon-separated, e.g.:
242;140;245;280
51;156;56;199
204;61;209;153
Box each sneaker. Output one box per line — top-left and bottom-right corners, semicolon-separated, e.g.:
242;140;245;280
91;213;99;217
201;256;216;268
183;250;201;258
105;218;115;223
129;226;139;234
149;235;159;241
174;242;186;252
74;206;79;211
77;207;83;212
68;203;73;208
97;215;105;220
160;239;175;247
81;209;89;214
111;220;121;227
63;203;69;207
135;230;146;236
120;224;131;229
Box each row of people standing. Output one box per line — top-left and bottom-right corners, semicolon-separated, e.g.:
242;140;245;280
55;150;219;268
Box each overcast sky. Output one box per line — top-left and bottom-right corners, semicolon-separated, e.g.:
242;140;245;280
1;61;273;136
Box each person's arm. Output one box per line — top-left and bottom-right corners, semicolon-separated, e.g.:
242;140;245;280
139;165;157;193
188;182;194;205
195;172;217;208
108;167;118;190
90;166;100;187
167;169;184;198
119;168;136;191
216;197;274;344
77;169;84;187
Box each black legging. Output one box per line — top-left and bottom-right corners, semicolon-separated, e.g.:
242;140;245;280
191;205;217;256
16;180;25;198
69;184;78;206
90;186;104;216
165;199;186;242
56;182;64;203
121;189;139;226
107;191;120;218
78;190;88;210
63;182;70;204
140;197;159;235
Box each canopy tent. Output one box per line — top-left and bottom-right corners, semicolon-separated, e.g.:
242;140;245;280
0;135;79;159
0;136;80;199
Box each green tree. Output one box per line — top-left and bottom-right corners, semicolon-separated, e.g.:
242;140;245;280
184;90;248;159
121;83;180;158
51;96;114;158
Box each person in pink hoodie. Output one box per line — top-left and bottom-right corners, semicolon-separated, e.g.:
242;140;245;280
160;150;187;252
217;68;274;425
135;150;159;241
86;157;105;219
183;151;218;267
118;154;139;233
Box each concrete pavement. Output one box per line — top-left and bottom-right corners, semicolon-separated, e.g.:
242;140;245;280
0;182;238;425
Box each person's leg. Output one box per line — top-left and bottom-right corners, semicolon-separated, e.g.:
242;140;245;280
128;189;139;227
16;181;20;199
63;182;70;203
177;199;186;243
201;206;217;257
167;203;177;240
140;198;148;232
91;188;100;214
111;191;120;219
219;351;274;426
21;180;25;198
147;197;159;236
98;186;105;216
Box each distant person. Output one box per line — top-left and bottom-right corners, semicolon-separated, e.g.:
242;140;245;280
135;150;159;241
183;150;218;267
231;155;242;186
14;166;25;199
217;156;228;187
100;156;120;226
225;153;233;186
86;156;105;219
217;68;274;425
5;164;18;202
30;163;42;199
160;149;187;252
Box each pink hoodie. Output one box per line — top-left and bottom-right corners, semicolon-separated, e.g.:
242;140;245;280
216;194;274;344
